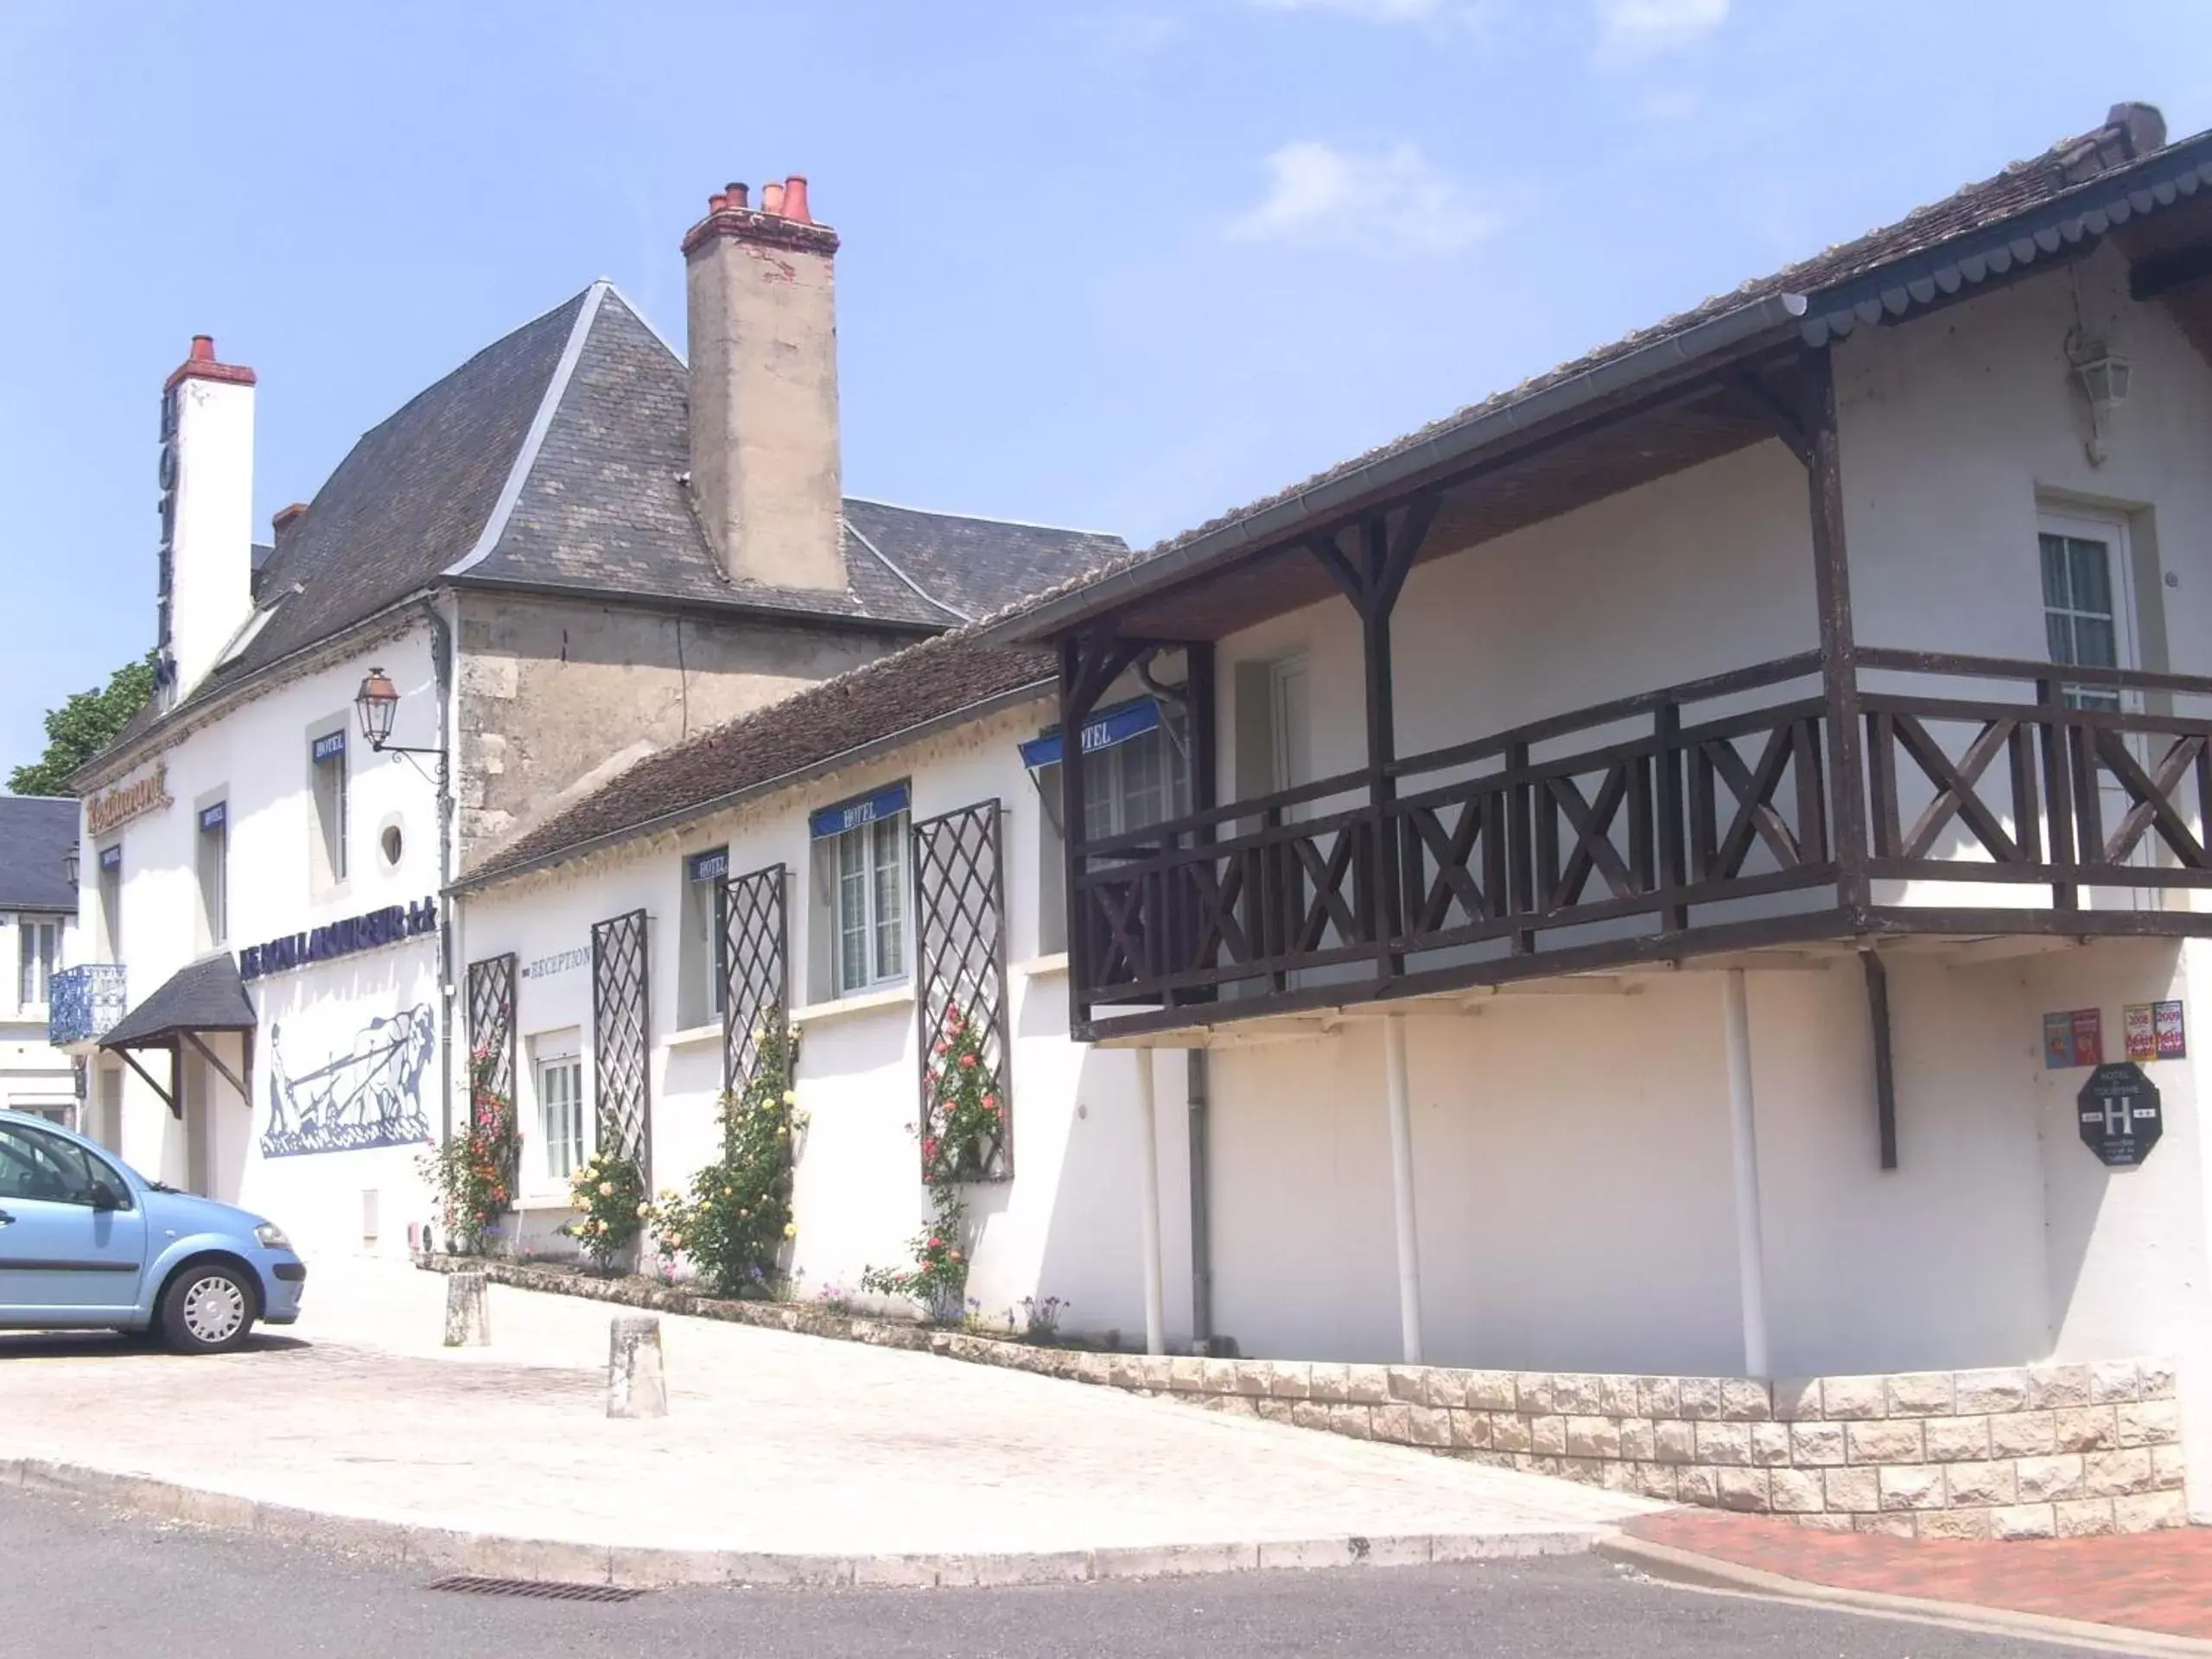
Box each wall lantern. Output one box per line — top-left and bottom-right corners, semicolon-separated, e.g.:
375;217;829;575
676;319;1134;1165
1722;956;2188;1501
2068;334;2133;467
354;667;402;752
61;846;79;887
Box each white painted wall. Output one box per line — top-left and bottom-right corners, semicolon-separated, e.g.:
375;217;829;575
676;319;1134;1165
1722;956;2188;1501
464;696;1196;1347
79;626;445;1259
0;909;79;1120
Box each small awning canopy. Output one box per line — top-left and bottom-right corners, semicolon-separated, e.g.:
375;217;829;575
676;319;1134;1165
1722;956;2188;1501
99;953;257;1052
99;955;257;1117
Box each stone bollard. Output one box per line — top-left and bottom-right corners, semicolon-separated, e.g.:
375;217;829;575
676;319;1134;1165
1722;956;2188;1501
442;1269;491;1348
607;1316;668;1419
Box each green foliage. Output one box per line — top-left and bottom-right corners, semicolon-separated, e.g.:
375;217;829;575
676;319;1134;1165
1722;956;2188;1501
418;1049;517;1255
9;650;158;797
563;1150;646;1274
652;1018;804;1297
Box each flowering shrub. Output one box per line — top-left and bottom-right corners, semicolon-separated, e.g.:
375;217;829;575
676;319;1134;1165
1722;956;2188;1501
859;1181;969;1319
418;1048;517;1255
562;1150;645;1274
920;1004;1004;1183
655;1018;804;1298
1018;1294;1068;1343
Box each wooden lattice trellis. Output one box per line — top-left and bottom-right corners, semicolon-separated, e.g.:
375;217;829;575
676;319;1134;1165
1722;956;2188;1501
912;801;1013;1181
591;909;651;1184
465;953;517;1103
719;863;789;1092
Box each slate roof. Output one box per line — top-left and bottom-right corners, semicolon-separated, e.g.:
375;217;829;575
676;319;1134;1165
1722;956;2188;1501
461;631;1056;888
981;102;2203;640
112;283;1125;753
0;797;78;911
100;952;256;1049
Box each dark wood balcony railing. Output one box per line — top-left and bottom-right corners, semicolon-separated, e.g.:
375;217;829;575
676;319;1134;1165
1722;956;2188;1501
1068;651;2212;1034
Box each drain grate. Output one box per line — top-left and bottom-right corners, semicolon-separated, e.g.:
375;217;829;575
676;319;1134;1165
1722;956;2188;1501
426;1574;645;1603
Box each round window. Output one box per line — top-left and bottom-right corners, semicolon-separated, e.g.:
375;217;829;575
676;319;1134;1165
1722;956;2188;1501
380;823;404;868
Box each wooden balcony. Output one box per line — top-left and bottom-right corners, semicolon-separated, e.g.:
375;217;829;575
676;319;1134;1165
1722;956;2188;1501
1067;652;2212;1041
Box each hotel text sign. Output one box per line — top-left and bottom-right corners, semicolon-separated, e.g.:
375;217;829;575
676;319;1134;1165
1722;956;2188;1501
86;762;174;836
238;898;439;982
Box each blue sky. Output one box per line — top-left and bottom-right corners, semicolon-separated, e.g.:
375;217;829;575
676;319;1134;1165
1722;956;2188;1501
3;1;2209;776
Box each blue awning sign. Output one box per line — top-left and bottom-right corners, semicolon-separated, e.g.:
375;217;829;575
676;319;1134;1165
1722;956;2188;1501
1019;698;1161;770
99;845;122;872
810;784;910;841
310;731;346;763
199;802;226;833
686;848;729;884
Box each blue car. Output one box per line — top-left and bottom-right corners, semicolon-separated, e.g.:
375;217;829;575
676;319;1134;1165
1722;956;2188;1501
0;1109;305;1353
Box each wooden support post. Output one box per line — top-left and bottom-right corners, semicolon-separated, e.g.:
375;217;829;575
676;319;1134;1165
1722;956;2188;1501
1058;631;1146;1025
1804;350;1871;914
1860;949;1898;1171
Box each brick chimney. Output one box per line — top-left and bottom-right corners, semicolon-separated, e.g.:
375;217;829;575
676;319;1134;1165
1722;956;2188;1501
682;175;846;593
158;336;257;702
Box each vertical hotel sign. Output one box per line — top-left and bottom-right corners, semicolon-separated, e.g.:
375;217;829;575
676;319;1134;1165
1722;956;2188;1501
86;762;174;836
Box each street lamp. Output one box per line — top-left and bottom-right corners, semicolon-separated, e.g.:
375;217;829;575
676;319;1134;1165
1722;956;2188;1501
2068;333;2133;466
61;846;79;887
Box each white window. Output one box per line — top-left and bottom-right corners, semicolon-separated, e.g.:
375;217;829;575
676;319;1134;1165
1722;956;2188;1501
2040;513;2136;712
16;918;57;1011
197;802;228;948
310;728;348;885
677;848;729;1028
532;1033;586;1181
835;814;906;995
96;844;121;961
1033;702;1192;956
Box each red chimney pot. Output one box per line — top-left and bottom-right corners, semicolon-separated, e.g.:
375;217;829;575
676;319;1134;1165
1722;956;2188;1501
783;175;811;223
190;335;216;362
725;181;749;209
760;181;786;216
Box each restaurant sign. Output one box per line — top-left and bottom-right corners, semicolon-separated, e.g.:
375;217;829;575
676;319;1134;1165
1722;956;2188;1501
86;762;174;836
238;898;439;982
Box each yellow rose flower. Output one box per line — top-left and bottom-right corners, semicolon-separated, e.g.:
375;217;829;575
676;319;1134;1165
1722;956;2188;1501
782;1223;798;1239
599;1181;615;1198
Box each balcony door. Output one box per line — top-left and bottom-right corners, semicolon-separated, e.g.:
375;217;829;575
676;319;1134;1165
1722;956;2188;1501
2039;508;2150;897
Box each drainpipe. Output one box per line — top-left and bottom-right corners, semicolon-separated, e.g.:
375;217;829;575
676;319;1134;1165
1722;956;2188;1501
1383;1013;1425;1364
423;599;457;1145
1722;968;1770;1376
1133;1046;1166;1357
1185;1048;1213;1352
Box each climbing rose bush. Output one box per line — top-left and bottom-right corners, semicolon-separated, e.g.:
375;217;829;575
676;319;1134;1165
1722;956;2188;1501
654;1017;804;1297
562;1150;645;1274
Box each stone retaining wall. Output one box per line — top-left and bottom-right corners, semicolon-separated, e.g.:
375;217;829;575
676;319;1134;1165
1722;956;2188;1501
420;1258;2183;1540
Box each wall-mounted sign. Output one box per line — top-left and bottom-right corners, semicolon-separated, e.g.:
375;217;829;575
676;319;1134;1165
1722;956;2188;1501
238;898;437;982
810;784;909;840
199;802;227;833
2044;1007;2103;1069
686;848;729;884
99;845;122;873
86;762;174;836
1019;699;1163;769
2078;1062;2162;1167
521;947;588;981
310;731;346;764
2123;1000;2186;1062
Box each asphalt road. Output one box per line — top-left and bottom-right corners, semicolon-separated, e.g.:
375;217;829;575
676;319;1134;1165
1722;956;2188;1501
0;1485;2086;1658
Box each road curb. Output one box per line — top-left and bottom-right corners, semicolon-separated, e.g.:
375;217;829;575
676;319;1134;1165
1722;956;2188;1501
1597;1534;2212;1657
0;1454;1607;1589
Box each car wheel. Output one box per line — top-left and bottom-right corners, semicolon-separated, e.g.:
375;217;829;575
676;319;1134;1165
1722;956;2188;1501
160;1264;257;1355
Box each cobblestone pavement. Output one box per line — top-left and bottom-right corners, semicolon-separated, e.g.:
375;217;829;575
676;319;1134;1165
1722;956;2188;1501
1629;1508;2212;1642
0;1259;1646;1561
0;1483;2086;1659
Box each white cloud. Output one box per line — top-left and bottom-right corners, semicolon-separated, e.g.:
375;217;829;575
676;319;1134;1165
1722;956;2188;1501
1224;140;1503;257
1597;0;1728;58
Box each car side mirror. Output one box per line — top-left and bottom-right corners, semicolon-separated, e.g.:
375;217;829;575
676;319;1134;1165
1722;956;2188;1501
86;1179;123;1211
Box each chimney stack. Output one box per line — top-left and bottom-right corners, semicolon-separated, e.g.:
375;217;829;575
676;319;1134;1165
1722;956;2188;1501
682;173;845;593
158;335;257;702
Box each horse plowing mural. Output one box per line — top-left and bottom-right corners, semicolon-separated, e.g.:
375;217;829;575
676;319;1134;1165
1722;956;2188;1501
261;1005;435;1157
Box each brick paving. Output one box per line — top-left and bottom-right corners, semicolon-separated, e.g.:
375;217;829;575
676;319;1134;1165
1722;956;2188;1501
1628;1507;2212;1641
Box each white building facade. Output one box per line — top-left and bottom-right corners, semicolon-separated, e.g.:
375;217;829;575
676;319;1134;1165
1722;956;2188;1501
450;106;2212;1538
0;796;82;1124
